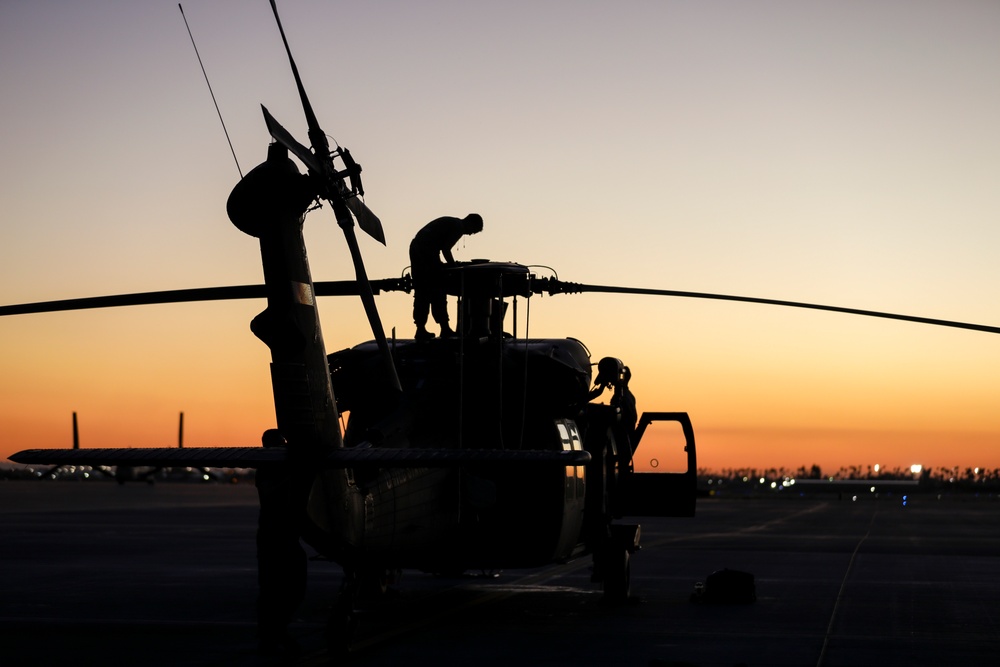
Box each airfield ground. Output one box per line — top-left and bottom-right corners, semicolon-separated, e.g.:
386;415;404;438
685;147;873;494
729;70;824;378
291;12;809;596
0;481;997;666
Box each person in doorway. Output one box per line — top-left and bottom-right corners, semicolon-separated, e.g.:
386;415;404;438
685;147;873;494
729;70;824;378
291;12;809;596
408;213;483;339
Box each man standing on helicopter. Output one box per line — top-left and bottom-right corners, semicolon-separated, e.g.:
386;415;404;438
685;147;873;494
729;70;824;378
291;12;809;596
408;213;484;339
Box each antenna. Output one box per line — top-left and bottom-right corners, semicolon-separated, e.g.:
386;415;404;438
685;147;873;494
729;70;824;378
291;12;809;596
179;4;243;178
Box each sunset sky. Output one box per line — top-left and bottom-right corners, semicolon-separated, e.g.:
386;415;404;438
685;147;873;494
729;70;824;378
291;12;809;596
2;1;998;474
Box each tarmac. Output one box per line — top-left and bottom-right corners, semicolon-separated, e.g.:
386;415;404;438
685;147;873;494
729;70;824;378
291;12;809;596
1;480;998;666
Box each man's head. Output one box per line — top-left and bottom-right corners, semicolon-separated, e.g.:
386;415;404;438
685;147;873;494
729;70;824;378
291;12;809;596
463;213;484;234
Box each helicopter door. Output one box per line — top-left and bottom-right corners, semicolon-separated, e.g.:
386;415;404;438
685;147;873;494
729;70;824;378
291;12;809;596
618;412;697;517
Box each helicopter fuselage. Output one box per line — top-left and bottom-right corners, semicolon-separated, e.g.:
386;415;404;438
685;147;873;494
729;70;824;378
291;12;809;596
311;335;593;572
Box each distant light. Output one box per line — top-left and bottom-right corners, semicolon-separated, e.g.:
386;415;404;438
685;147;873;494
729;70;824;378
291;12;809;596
873;464;880;473
759;477;766;484
742;476;748;483
870;486;876;493
852;495;858;501
770;481;777;489
975;468;980;475
910;464;923;474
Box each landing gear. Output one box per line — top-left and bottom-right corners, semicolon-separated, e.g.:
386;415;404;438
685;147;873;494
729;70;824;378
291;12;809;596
325;603;358;657
326;574;360;656
601;523;640;604
326;566;401;655
602;544;632;602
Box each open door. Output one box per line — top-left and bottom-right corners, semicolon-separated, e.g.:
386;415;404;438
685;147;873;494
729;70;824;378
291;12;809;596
618;412;697;517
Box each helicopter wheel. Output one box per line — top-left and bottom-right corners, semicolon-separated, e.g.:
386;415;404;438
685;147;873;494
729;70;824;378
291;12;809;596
326;574;361;655
359;567;400;600
601;545;631;603
325;606;358;658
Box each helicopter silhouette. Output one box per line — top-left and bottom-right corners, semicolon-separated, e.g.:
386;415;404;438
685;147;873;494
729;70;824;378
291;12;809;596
6;0;1000;653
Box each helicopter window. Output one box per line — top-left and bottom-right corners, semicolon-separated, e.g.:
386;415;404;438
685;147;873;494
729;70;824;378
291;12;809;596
634;420;688;474
556;419;584;482
556;420;586;486
555;420;582;452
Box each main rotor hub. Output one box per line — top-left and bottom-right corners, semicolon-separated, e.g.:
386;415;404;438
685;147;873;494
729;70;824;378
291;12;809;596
441;261;533;338
441;260;532;299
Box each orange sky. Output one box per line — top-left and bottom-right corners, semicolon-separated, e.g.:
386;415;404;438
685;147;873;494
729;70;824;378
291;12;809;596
2;1;999;471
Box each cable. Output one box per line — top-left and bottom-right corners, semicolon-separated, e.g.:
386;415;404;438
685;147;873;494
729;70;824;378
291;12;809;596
179;4;243;179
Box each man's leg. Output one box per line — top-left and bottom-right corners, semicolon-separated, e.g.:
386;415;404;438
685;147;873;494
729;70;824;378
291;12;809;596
430;293;453;337
413;291;434;339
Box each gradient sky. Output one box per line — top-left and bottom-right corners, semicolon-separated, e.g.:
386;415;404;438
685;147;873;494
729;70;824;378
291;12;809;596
2;0;998;473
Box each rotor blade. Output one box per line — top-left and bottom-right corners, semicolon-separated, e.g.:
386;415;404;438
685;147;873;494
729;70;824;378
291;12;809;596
345;197;385;245
0;279;409;317
10;446;591;469
546;280;1000;335
263;103;387;246
262;106;386;246
264;3;397;387
269;0;327;157
261;105;322;172
10;447;287;468
336;204;403;392
266;2;386;246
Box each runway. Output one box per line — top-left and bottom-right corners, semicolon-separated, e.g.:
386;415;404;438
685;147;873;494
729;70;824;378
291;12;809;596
1;481;998;666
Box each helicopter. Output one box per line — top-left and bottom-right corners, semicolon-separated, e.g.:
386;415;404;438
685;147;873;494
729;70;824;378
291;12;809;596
6;0;698;648
5;0;1000;653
